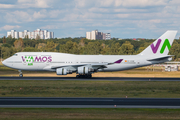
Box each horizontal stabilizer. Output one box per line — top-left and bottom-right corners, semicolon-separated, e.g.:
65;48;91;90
147;55;173;61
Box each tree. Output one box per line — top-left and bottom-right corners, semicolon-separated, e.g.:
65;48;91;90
101;43;110;55
23;47;38;52
137;47;145;54
3;36;6;44
2;43;11;48
71;42;80;54
169;40;180;60
79;38;85;47
45;41;57;52
7;35;12;39
24;35;29;39
2;47;16;59
84;41;102;55
109;42;121;55
24;39;39;48
14;38;24;51
119;41;134;55
36;43;46;51
36;34;40;40
60;41;74;53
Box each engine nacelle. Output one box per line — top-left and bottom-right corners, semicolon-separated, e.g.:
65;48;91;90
56;68;67;75
78;66;93;74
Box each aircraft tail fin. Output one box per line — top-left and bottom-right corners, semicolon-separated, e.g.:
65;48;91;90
139;30;177;56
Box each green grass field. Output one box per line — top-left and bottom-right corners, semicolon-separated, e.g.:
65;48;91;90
0;80;180;98
0;108;180;120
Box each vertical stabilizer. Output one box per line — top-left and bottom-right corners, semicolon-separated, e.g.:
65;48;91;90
139;30;177;56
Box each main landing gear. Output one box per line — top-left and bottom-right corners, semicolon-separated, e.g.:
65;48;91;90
76;74;92;78
18;70;23;77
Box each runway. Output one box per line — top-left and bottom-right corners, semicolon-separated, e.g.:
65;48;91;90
0;97;180;108
0;77;180;81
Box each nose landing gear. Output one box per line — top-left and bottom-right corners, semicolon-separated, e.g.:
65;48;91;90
18;70;23;77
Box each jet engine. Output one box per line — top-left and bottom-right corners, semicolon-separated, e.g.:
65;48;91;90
56;68;72;75
77;66;94;74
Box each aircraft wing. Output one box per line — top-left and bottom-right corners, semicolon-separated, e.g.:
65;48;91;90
51;63;112;69
50;59;123;70
51;64;87;69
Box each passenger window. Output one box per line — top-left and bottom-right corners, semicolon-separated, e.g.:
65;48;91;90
13;54;18;56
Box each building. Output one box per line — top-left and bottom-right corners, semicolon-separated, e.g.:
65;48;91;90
96;31;103;40
91;30;97;40
14;31;19;38
11;30;15;38
102;33;111;40
86;30;111;40
106;33;111;40
7;32;11;37
7;29;54;39
86;32;91;40
19;32;23;38
27;32;31;39
51;32;54;39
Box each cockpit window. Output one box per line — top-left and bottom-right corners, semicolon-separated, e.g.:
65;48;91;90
13;54;18;56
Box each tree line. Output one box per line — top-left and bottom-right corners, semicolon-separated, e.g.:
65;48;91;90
0;36;180;60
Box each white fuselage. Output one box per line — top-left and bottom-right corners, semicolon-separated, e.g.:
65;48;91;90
2;52;169;72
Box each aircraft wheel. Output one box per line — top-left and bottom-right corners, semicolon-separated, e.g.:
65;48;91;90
19;74;23;77
88;74;92;78
85;75;88;78
77;75;91;78
18;70;23;77
87;74;91;78
80;75;84;78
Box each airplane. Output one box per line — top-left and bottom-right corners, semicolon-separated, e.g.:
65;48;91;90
2;30;177;78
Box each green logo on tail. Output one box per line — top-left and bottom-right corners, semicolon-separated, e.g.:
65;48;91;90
151;39;171;54
160;39;171;54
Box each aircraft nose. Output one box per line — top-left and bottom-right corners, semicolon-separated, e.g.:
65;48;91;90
2;59;7;66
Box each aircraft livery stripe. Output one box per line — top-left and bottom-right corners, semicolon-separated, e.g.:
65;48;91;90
114;59;123;63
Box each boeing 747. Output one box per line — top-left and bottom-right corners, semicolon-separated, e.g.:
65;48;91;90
2;30;177;78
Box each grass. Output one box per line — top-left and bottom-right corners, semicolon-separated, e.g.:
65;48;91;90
0;80;180;98
0;108;180;120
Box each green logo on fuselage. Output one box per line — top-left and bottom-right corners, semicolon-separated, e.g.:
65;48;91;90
22;56;52;66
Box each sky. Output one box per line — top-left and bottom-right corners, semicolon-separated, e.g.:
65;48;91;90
0;0;180;39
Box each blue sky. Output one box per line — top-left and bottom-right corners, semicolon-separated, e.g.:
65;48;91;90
0;0;180;39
